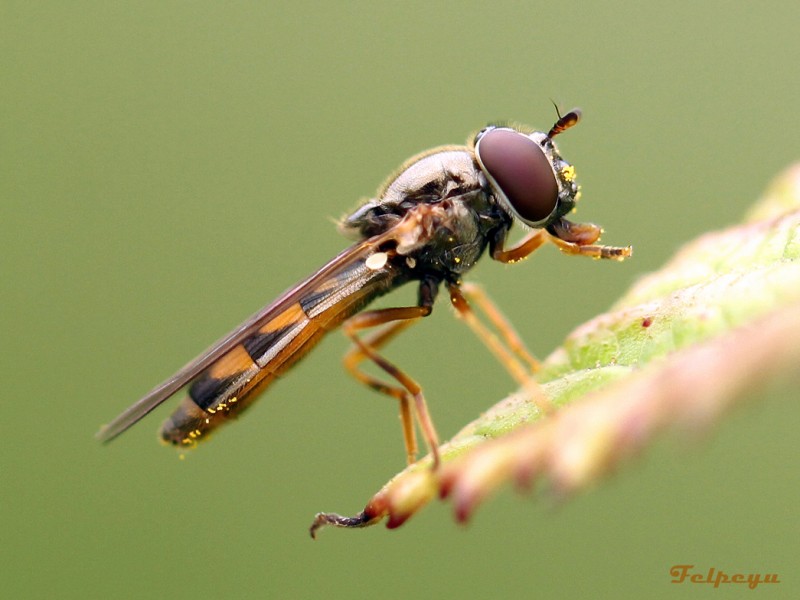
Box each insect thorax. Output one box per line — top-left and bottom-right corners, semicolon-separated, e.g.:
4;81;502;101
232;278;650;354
341;147;509;278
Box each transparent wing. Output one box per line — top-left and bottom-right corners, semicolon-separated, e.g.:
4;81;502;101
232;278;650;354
96;232;395;443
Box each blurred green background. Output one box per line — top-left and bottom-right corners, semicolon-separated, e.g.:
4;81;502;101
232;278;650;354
2;1;798;598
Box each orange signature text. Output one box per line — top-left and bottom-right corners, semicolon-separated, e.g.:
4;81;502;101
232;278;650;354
670;565;780;590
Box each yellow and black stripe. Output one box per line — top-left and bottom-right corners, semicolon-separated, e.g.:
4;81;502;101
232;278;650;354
160;252;406;446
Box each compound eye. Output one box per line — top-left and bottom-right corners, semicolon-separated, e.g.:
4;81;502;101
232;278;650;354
476;128;558;224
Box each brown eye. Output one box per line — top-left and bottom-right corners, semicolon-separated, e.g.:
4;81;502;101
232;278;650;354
476;128;558;224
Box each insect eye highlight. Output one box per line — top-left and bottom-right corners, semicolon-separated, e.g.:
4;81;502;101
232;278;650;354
475;128;558;225
473;126;492;146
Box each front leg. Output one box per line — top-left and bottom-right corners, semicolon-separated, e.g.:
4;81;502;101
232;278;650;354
490;227;550;264
547;217;633;260
490;219;632;263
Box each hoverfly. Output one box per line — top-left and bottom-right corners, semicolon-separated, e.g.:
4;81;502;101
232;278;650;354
97;109;631;468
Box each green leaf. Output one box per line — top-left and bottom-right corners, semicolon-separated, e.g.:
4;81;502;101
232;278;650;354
310;163;800;537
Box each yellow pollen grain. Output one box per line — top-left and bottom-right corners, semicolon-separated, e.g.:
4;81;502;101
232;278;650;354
561;165;576;181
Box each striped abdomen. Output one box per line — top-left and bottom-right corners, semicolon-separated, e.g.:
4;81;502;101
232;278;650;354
160;254;405;447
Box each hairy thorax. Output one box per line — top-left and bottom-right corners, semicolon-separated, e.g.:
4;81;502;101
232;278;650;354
340;147;509;279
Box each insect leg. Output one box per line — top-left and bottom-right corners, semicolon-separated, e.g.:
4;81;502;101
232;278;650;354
343;317;421;465
450;282;540;381
448;282;554;415
490;228;550;264
546;218;633;260
490;221;632;262
546;233;632;259
342;280;441;467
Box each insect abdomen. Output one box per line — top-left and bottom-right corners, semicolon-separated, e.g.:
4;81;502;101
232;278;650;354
160;255;403;447
159;305;326;447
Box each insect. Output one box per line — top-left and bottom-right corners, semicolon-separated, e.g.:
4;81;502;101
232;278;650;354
96;109;631;468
